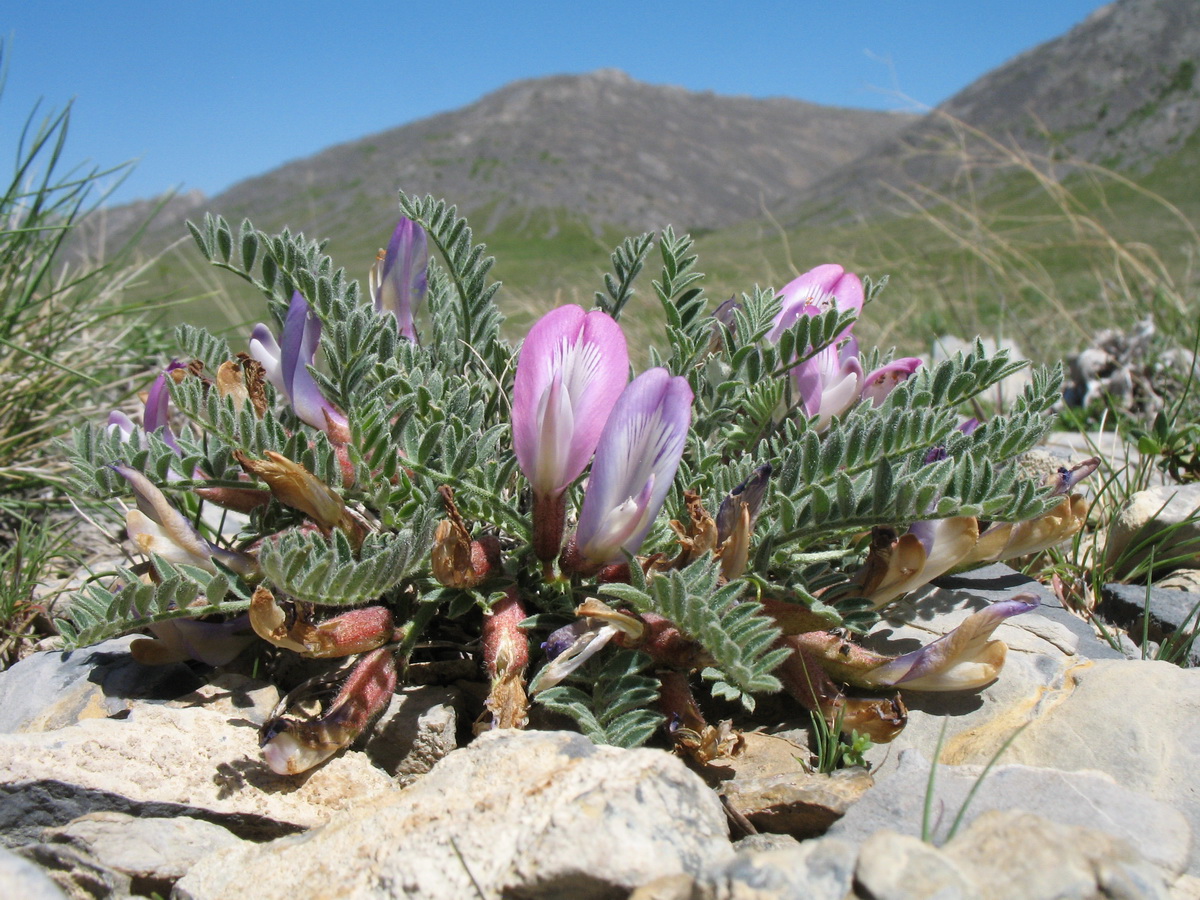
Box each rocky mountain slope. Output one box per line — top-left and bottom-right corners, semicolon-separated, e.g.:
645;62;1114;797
99;69;911;266
783;0;1200;219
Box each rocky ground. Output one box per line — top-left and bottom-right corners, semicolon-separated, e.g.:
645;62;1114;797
1;557;1198;900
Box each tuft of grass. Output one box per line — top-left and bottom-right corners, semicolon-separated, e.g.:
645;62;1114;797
0;44;166;665
0;517;74;666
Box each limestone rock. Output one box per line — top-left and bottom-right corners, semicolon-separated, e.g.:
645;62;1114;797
1105;484;1200;579
14;841;132;900
847;810;1173;900
720;836;858;900
853;830;980;900
828;749;1190;878
175;729;733;900
719;767;873;839
166;673;281;725
944;809;1171;900
863;564;1120;777
632;834;860;900
0;636;204;734
360;684;462;784
44;811;243;896
1158;569;1200;594
1100;582;1200;665
0;702;396;845
1171;874;1200;899
931;562;1123;661
938;658;1200;875
0;846;67;900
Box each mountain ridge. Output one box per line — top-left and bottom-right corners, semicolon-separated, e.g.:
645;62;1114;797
780;0;1200;220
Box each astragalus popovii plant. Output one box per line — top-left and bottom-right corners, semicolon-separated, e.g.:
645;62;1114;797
63;195;1092;774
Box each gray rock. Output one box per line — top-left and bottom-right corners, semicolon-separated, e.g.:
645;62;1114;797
1170;874;1200;899
862;564;1121;778
938;658;1200;876
721;836;858;900
932;562;1124;661
360;685;462;784
828;749;1190;878
0;702;396;846
44;811;243;896
631;836;859;900
15;841;131;900
0;635;204;734
1105;484;1200;580
944;809;1171;900
166;673;281;726
175;729;734;900
853;830;980;900
1158;569;1200;594
731;832;801;854
0;846;68;900
1101;582;1200;665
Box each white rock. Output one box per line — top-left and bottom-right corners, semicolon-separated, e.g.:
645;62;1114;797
0;702;396;844
1105;484;1200;579
175;729;733;900
938;659;1200;876
44;811;243;894
0;846;67;900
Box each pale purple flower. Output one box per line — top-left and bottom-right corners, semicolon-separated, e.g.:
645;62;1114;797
768;264;864;342
1048;456;1101;496
530;621;621;694
861;357;923;407
108;361;187;454
859;595;1039;690
141;360;188;455
574;368;693;566
248;292;348;435
369;217;428;342
107;410;135;436
792;335;863;431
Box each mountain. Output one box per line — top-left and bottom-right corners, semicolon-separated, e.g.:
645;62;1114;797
782;0;1200;219
98;70;910;292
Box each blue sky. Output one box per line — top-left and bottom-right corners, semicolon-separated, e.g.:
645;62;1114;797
2;0;1112;206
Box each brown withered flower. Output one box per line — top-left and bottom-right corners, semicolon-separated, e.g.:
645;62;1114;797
430;486;501;589
234;450;369;548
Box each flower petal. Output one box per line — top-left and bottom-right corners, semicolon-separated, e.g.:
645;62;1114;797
575;368;692;564
373;218;428;341
769;264;863;341
861;357;922;406
512;305;629;494
248;324;284;392
861;594;1039;690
